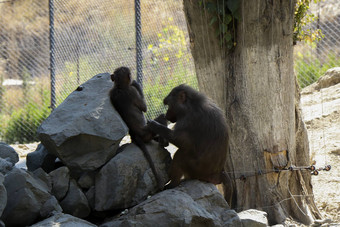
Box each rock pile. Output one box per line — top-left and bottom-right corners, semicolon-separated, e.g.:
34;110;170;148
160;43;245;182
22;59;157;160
0;73;270;227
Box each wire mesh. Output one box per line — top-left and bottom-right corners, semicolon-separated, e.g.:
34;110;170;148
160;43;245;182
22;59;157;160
0;0;339;144
294;2;340;88
0;0;196;144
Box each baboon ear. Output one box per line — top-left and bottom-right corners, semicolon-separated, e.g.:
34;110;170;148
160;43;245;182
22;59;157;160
110;74;115;82
178;90;186;103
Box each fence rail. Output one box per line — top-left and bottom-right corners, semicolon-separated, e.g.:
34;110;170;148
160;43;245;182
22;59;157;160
0;0;339;144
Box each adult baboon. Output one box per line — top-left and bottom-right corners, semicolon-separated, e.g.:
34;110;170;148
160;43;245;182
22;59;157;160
147;84;233;202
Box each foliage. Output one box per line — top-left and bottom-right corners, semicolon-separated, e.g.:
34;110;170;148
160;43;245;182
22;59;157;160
200;0;240;49
144;17;197;119
147;17;192;71
294;0;323;44
144;62;197;120
2;90;50;144
295;51;340;88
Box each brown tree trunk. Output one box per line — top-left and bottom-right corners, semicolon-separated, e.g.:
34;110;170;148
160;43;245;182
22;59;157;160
183;0;321;225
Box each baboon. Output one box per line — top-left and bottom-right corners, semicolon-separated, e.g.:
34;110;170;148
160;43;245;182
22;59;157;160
147;84;234;203
109;66;166;190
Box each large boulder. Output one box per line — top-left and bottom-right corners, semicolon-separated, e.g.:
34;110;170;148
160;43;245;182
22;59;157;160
30;213;97;227
0;143;19;165
1;168;52;226
100;180;241;227
95;141;171;211
37;73;128;174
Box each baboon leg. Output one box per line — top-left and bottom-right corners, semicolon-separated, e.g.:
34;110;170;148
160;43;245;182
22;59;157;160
165;150;185;189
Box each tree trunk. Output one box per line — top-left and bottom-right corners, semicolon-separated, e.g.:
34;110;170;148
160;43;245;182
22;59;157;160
183;0;321;225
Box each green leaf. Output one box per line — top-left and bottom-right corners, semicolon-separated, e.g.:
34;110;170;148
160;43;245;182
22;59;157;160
210;16;217;26
227;0;240;14
225;14;232;24
224;31;232;41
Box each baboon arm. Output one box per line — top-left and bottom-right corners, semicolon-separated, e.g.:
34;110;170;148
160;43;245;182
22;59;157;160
147;120;180;146
131;81;147;112
131;80;144;98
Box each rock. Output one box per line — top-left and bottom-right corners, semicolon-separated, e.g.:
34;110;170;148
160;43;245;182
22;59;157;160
37;73;128;174
302;67;340;94
100;180;240;227
26;143;57;173
0;143;19;165
49;166;70;201
59;179;91;218
0;158;13;174
237;209;268;227
85;186;95;210
1;168;51;226
95;141;171;211
40;196;63;218
315;67;340;90
32;168;52;192
0;174;6;217
78;171;96;190
30;213;97;227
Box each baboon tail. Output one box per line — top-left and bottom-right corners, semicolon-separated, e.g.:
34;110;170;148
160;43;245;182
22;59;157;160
134;136;163;190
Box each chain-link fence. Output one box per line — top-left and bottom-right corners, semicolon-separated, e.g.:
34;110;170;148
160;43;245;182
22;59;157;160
0;0;197;144
294;1;340;88
0;0;339;144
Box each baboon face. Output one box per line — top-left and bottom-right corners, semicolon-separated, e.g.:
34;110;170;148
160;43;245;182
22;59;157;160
163;85;187;123
111;67;131;87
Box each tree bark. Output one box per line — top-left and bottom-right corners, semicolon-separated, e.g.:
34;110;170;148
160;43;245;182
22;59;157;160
183;0;321;225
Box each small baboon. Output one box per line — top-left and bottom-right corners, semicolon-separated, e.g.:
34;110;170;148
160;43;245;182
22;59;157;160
109;66;166;190
147;84;234;203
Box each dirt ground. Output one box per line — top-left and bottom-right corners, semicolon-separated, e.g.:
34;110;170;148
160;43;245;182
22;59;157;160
301;81;340;225
11;80;340;226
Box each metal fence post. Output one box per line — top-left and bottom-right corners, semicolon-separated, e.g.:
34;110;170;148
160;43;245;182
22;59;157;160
49;0;56;110
135;0;143;87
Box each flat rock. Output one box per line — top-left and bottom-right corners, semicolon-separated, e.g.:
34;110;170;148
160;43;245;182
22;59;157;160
100;180;240;227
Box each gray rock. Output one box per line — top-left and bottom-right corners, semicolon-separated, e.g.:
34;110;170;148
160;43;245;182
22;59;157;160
1;168;51;226
30;213;97;227
40;196;63;218
0;158;13;175
238;209;268;227
95;141;171;211
0;174;6;217
85;186;95;210
78;171;96;190
26;143;57;173
33;168;52;192
49;166;70;201
37;73;128;174
100;180;239;227
0;143;19;165
60;179;90;218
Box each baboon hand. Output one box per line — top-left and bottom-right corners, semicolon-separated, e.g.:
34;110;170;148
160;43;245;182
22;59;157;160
147;120;162;132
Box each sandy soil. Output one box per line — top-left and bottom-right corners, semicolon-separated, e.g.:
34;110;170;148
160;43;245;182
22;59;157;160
301;82;340;224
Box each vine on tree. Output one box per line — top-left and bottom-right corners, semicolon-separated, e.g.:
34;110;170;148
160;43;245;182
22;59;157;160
200;0;240;49
202;0;322;48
